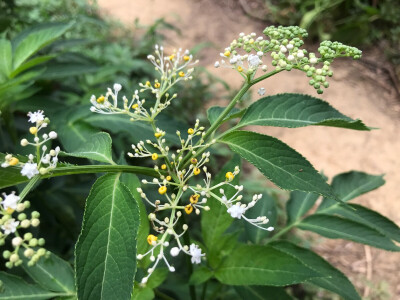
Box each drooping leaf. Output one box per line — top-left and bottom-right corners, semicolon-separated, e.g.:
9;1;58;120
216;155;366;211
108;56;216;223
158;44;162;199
75;173;140;300
237;93;370;130
235;286;292;300
64;132;115;164
286;191;319;224
214;244;320;285
0;272;59;300
10;55;56;78
221;131;339;201
207;106;244;125
271;241;360;300
298;214;400;251
20;251;75;294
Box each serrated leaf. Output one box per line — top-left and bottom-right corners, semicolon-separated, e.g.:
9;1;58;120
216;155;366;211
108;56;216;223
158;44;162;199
286;191;319;224
189;267;213;285
64;132;114;164
0;39;12;80
238;93;370;130
234;286;292;300
271;241;360;300
75;173;140;300
20;251;75;294
221;131;339;201
214;244;320;285
207;106;244;125
0;272;60;300
298;214;400;251
318;171;385;211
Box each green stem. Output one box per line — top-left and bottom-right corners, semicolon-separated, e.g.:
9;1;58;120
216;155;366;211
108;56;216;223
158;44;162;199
265;221;299;244
201;281;208;300
19;175;41;201
154;289;175;300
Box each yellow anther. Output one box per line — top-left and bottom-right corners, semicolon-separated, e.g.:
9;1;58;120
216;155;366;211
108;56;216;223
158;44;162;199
154;132;162;138
9;157;19;166
190;158;198;165
188;128;194;135
154;82;161;88
224;50;231;57
169;54;175;61
190;194;200;204
185;204;193;214
145;81;151;87
147;234;158;245
166;176;172;181
158;186;167;195
29;127;38;135
225;172;234;181
6;207;14;214
152;153;158;160
179;71;185;77
237;66;243;72
249;39;254;44
132;103;139;109
96;95;105;103
193;168;200;175
183;55;190;61
161;164;167;170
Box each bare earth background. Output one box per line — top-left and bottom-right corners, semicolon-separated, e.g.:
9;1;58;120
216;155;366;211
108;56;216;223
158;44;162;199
98;0;400;298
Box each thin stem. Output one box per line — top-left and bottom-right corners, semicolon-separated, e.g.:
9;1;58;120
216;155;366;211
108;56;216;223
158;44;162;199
19;175;41;201
154;289;175;300
265;221;299;244
201;281;208;300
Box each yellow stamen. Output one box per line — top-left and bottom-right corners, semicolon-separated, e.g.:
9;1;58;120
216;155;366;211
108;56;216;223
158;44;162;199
132;103;139;109
154;82;161;88
6;207;14;214
237;66;243;72
226;172;234;181
179;71;185;77
187;128;194;135
96;95;105;103
190;158;198;165
169;54;175;61
161;164;167;170
9;157;19;166
193;168;200;175
224;50;231;57
29;127;37;135
154;132;162;138
147;234;158;245
158;186;167;195
166;176;172;181
183;55;190;61
185;204;193;214
190;194;199;204
152;153;158;160
145;81;151;87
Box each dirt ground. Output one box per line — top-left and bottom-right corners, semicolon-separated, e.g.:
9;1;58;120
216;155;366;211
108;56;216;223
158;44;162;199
98;0;400;298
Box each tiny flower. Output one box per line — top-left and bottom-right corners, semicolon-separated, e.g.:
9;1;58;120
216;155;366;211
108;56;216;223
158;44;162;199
214;61;220;68
189;244;204;264
247;54;261;68
27;111;45;123
190;158;198;165
170;247;180;257
12;237;23;247
49;131;57;139
187;128;194;135
161;164;167;170
185;204;193;214
258;88;266;96
225;172;234;181
190;194;200;204
21;163;39;179
147;234;158;245
193;168;200;175
158;186;167;195
2;218;19;235
227;204;246;219
113;83;122;92
1;192;20;212
152;153;158;160
154;82;161;88
29;127;38;134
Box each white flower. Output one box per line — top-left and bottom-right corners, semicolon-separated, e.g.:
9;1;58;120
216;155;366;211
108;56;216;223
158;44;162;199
113;83;122;92
247;54;261;68
12;237;23;247
227;204;246;219
214;61;220;68
21;163;39;179
49;131;57;139
189;244;204;264
2;218;19;235
27;110;45;123
170;247;180;257
310;57;318;64
1;192;20;211
258;88;266;96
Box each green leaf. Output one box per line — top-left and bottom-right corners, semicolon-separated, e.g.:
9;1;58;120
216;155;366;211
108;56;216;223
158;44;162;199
286;191;319;224
221;131;339;201
64;132;115;164
234;286;292;300
12;22;73;69
237;94;369;130
20;251;75;294
75;173;140;300
0;39;12;80
318;171;385;211
131;286;154;300
271;241;360;300
0;153;30;189
37;63;100;79
189;267;213;285
215;244;320;285
245;192;277;243
10;55;55;78
298;214;400;251
207;106;244;125
0;272;59;299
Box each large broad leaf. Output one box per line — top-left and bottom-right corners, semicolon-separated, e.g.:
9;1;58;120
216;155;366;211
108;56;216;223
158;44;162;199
0;272;59;300
237;93;370;130
235;286;292;300
318;171;385;211
214;244;320;285
20;251;75;294
10;55;55;78
298;214;400;251
221;131;339;201
75;173;140;300
65;132;115;164
271;241;360;300
207;106;244;125
12;22;72;70
0;39;12;80
286;191;319;224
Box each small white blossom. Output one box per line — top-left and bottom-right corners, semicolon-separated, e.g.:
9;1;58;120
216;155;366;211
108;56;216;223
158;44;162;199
189;244;204;264
1;192;20;211
214;61;220;68
27;110;45;123
48;131;57;139
21;163;39;179
170;247;180;257
1;218;19;235
247;54;261;68
227;204;246;219
258;88;266;96
113;83;122;92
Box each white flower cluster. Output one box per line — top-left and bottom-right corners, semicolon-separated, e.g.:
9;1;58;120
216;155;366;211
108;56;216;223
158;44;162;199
1;111;60;178
0;192;48;268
